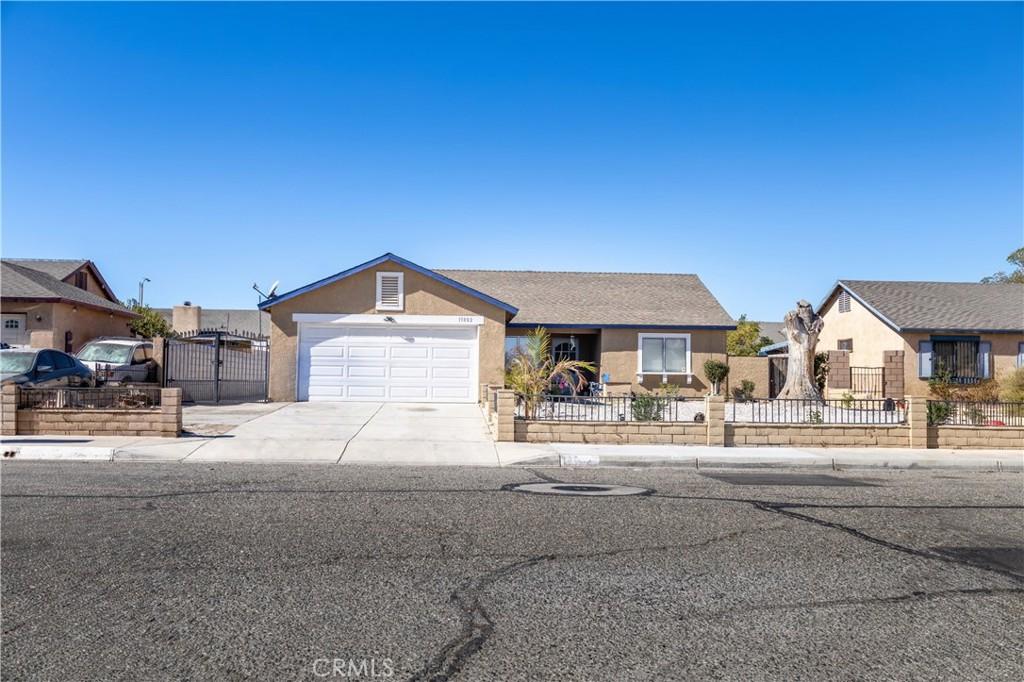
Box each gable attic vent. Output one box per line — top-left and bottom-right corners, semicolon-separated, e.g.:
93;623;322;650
376;272;404;311
837;290;851;314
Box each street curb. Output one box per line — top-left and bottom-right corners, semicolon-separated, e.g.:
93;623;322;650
516;452;1024;472
2;446;115;462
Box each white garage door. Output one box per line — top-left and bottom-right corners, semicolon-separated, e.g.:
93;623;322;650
297;324;478;402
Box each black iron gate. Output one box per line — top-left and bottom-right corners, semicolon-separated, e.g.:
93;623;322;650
768;356;788;399
164;329;269;403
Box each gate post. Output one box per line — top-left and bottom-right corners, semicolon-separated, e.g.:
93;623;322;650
152;336;166;386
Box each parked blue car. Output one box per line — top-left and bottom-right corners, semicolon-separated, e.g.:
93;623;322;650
0;348;95;388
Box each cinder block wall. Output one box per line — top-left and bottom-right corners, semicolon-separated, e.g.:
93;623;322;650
10;388;182;438
514;421;706;445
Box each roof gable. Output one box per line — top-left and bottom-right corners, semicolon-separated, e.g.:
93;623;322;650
819;280;1024;333
1;261;134;316
258;253;519;315
2;258;120;304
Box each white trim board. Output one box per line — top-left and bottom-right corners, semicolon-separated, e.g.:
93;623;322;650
292;313;484;326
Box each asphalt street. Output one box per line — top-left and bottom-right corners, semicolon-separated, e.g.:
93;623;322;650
2;462;1022;681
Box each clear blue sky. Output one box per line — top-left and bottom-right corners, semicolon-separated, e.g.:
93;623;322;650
3;1;1021;320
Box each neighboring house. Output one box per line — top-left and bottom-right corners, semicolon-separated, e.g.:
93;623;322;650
0;258;136;352
258;253;735;403
154;303;271;338
753;321;786;342
816;280;1024;398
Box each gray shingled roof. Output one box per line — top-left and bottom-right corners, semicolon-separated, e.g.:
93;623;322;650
753;321;786;339
154;308;271;336
1;260;133;315
437;270;735;327
835;280;1024;332
3;258;88;280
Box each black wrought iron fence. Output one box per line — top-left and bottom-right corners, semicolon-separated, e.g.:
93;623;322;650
927;400;1024;427
728;398;906;424
17;387;162;410
850;367;884;397
517;394;704;422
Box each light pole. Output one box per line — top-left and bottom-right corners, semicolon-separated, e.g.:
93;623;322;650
138;278;151;306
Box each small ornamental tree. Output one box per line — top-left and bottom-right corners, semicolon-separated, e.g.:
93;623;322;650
703;359;730;396
124;302;173;339
727;315;774;357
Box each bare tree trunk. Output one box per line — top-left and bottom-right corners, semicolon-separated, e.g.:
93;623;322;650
776;300;824;401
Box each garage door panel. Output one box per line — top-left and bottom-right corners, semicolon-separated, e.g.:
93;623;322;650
391;346;429;359
433;347;471;360
307;385;344;397
390;386;430;399
299;323;477;403
349;346;388;359
348;365;387;378
390;366;429;379
432;366;470;379
347;385;388;399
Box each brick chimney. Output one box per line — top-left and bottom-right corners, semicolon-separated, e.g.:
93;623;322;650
172;302;202;333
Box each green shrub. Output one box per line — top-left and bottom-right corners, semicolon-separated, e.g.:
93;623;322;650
703;360;730;395
631;393;665;422
840;391;855;409
732;380;756;402
927;401;953;426
807;409;823;424
999;367;1024;402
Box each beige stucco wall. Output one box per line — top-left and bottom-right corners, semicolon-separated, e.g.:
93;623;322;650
264;263;508;402
725;355;771;399
599;328;727;397
817;289;904;367
1;301;133;352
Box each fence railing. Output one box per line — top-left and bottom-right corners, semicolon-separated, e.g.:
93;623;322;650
17;387;163;410
927;400;1024;427
727;398;906;424
850;367;884;398
517;394;704;423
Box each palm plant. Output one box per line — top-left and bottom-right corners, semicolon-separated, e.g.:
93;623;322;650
505;327;596;419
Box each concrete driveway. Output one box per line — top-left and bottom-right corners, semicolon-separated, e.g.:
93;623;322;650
181;402;500;465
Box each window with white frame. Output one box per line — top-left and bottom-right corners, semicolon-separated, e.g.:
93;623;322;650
1018;342;1023;368
637;333;690;376
375;272;404;311
837;290;851;313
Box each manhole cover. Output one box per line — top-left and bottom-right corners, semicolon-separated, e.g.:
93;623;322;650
504;483;652;497
933;547;1024;573
700;473;874;487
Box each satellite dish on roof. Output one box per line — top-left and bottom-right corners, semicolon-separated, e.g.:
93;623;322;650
268;281;279;298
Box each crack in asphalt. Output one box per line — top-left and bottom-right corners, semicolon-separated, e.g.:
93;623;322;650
695;586;1024;619
751;503;1024;583
408;526;785;681
409;554;556;682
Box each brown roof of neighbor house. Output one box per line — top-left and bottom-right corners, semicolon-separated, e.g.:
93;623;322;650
753;321;786;339
829;280;1024;333
0;260;134;316
436;270;736;328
